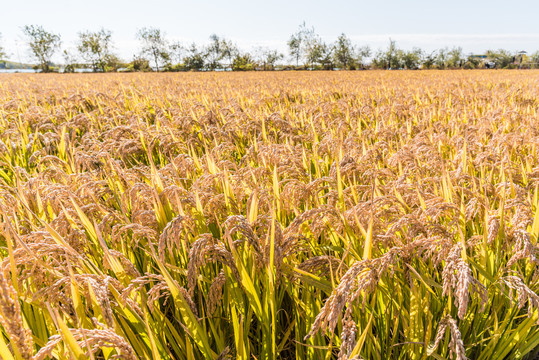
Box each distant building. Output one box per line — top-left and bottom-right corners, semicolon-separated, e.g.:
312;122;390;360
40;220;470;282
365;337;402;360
469;55;495;68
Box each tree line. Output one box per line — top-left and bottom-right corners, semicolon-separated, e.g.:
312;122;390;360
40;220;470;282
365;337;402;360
0;24;538;72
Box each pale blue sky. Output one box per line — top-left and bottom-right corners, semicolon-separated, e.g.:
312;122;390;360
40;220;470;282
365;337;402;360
2;0;539;62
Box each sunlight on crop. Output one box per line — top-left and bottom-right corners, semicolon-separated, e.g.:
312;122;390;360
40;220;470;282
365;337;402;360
0;70;538;359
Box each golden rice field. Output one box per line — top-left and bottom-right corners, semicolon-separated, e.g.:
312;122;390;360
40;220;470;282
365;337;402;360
0;70;539;360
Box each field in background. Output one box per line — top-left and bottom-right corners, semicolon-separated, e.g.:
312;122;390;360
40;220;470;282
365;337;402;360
0;71;539;359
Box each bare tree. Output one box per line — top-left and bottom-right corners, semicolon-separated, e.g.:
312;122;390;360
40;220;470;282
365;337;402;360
22;25;61;72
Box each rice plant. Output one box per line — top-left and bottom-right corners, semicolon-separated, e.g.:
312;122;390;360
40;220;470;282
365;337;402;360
0;70;538;359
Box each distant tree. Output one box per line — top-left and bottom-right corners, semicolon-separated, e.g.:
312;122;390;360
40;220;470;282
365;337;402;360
221;39;238;70
77;28;114;72
530;51;539;69
434;48;449;69
62;49;77;73
372;39;400;69
203;34;237;70
371;50;387;69
372;40;399;69
287;22;315;67
319;48;334;70
232;52;255;71
184;43;205;71
0;33;5;59
463;54;480;69
287;34;302;67
305;36;332;69
385;39;399;69
353;45;371;69
421;51;437;69
136;27;170;71
399;48;422;69
170;41;184;64
333;33;354;69
205;34;224;70
486;49;513;68
22;25;61;72
104;54;124;72
447;47;464;68
128;56;152;72
256;48;283;70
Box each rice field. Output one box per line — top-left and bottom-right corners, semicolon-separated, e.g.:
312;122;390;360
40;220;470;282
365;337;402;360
0;70;539;359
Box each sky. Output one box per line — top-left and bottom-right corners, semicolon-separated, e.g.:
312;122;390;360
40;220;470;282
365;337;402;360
1;0;539;63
